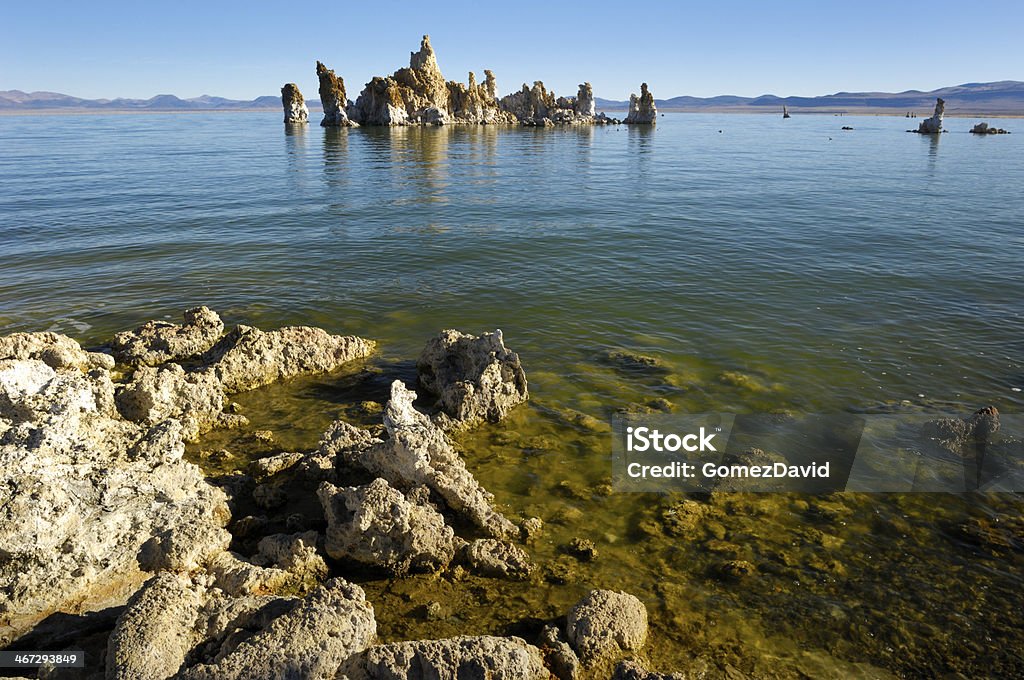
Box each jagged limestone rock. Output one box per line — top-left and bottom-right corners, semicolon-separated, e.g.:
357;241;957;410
917;97;945;134
318;478;457;574
575;82;596;117
110;306;224;367
115;363;226;441
460;538;534;579
280;83;308;124
341;636;549;680
343;380;519;539
0;331;113;371
199;324;375;393
316;61;354;127
624;83;657;124
416;328;528;428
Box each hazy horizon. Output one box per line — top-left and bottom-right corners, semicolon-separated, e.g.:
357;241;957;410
4;0;1023;102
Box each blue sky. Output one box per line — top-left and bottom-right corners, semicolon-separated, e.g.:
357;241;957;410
3;0;1022;101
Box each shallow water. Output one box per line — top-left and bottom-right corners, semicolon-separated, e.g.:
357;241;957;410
2;112;1023;677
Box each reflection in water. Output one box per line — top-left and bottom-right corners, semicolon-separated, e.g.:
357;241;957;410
283;123;309;191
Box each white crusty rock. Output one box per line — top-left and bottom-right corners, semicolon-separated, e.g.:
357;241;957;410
575;82;596;117
347;381;519;539
318;478;457;574
624;83;657;124
341;635;549;680
109;306;224;367
115;363;226;441
416;329;528;428
0;331;113;371
566;590;648;666
205;531;328;597
200;324;375;393
916;97;945;134
281;83;309;124
178;578;375;680
0;358;229;645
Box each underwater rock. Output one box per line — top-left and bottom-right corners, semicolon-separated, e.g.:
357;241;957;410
115;363;225;441
459;538;534;579
566;590;648;667
318;478;457;574
0;357;229;645
970;122;1010;134
0;331;113;371
110;306;224;367
921;406;999;456
280;83;308;124
417;328;528;428
316;60;354;127
178;578;375;680
340;635;549;680
624;83;657;124
612;659;686;680
916;97;945;134
350;381;520;539
715;559;757;581
200;324;374;393
566;537;598;561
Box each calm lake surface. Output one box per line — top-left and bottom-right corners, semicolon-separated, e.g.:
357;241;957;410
1;112;1023;677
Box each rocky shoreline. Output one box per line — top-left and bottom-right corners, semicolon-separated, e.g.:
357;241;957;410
281;35;657;128
0;310;677;679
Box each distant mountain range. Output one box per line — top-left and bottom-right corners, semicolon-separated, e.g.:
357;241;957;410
3;81;1023;114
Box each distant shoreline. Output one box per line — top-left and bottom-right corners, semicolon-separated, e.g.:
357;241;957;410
2;108;1021;118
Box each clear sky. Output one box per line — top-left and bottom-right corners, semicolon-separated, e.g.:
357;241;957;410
3;0;1022;101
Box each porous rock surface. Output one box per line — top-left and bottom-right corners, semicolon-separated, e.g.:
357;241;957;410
109;306;224;367
340;635;549;680
317;60;355;127
0;331;114;371
318;478;457;574
0;351;229;644
566;590;649;666
281;83;309;124
416;328;528;428
341;380;519;539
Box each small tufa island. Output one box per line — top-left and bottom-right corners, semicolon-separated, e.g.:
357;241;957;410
281;35;657;128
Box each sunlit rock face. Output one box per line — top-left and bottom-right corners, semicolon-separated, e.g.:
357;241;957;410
316;61;354;127
624;83;657;124
280;83;308;124
917;97;945;134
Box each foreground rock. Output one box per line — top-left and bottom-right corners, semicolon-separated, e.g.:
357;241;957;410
108;575;375;680
318;478;457;574
200;324;375;393
0;351;229;644
340;636;549;680
339;380;519;539
307;35;631;127
566;590;649;668
110;306;224;367
970;122;1010;134
0;331;114;371
281;83;309;124
624;83;658;124
317;60;355;127
115;363;226;440
915;97;945;134
417;328;528;428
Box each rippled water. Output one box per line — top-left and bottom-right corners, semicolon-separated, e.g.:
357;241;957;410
2;112;1023;677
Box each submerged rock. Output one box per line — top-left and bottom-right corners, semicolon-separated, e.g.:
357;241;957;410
110;306;224;367
624;83;658;124
921;405;1000;456
349;381;520;539
566;590;648;667
612;659;686;680
459;538;534;579
200;324;374;393
417;328;528;428
280;83;309;124
916;97;945;134
317;60;355;127
318;478;457;574
341;635;549;680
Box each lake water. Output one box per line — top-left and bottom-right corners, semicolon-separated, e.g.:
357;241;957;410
1;112;1023;677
